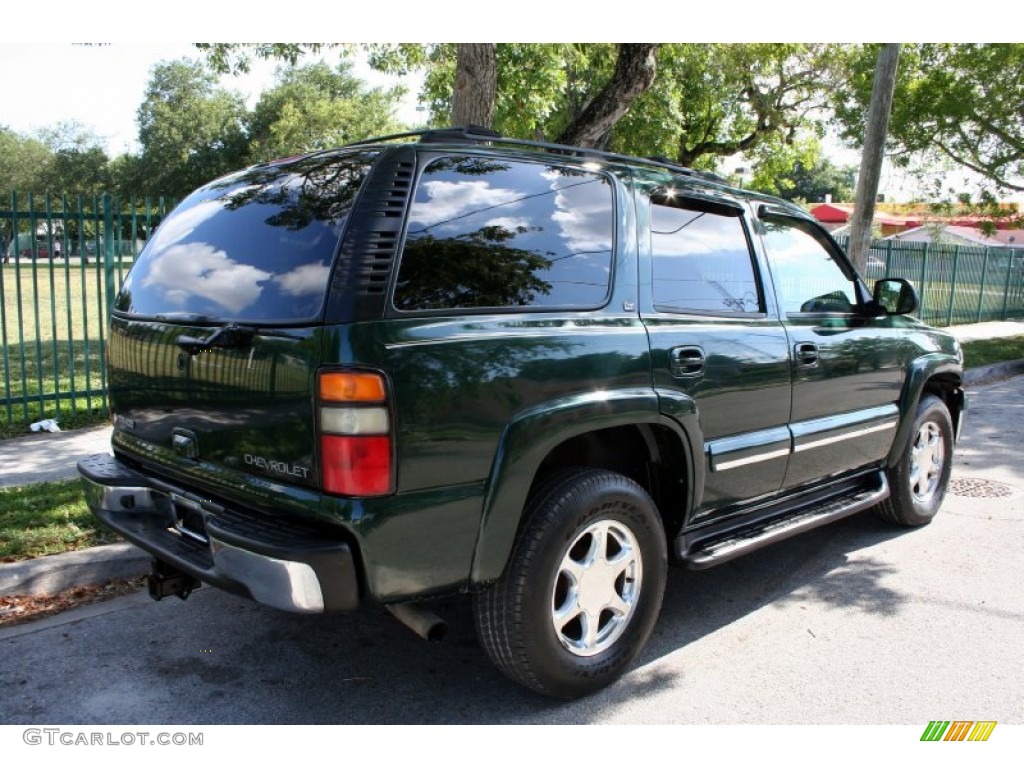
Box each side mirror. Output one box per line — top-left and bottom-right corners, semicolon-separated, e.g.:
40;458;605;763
873;278;919;315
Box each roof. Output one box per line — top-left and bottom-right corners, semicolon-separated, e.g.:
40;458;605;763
808;203;910;227
810;203;1021;231
885;224;1024;248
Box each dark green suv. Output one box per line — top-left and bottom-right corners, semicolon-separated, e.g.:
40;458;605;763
79;127;965;699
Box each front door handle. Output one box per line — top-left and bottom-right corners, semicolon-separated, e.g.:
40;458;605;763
669;346;705;378
795;342;819;367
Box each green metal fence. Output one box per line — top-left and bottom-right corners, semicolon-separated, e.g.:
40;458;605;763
834;235;1024;326
0;193;174;433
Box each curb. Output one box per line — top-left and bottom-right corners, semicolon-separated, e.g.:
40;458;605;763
964;359;1024;386
0;542;150;598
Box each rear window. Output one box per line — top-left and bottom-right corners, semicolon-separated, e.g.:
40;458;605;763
115;151;377;323
392;155;615;312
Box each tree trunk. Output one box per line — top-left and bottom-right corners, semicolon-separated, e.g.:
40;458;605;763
849;44;901;272
556;44;658;148
452;44;497;128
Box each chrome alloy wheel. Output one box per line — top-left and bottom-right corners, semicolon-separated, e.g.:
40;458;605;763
551;519;643;657
910;420;946;503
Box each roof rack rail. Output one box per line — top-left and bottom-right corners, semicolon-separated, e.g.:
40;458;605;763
346;125;727;184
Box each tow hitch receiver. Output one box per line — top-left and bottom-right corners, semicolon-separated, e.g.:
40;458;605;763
147;559;201;601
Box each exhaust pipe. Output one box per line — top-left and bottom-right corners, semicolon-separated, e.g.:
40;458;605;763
387;603;448;642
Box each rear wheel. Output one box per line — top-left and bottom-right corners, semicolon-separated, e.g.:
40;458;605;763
875;395;954;526
474;468;667;698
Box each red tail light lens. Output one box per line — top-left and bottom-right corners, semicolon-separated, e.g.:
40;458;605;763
321;435;392;496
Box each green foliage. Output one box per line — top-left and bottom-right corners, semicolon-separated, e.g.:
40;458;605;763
772;153;858;203
199;43;847;185
198;43;346;74
612;44;843;170
35;121;111;195
246;61;405;162
367;43;618;139
136;59;249;197
0;126;52;192
835;43;1024;193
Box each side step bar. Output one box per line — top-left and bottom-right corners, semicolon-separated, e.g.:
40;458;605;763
679;472;890;570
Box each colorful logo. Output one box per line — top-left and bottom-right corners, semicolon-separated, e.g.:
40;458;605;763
921;721;997;742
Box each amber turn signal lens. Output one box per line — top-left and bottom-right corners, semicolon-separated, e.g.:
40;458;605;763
319;371;386;402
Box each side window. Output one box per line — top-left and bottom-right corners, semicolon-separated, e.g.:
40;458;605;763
651;202;761;314
761;219;858;315
393;156;614;311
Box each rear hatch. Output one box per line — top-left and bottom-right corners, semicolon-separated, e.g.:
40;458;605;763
107;150;379;514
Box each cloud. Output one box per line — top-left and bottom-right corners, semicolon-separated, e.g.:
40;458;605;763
273;262;332;297
408;180;523;231
141;243;271;315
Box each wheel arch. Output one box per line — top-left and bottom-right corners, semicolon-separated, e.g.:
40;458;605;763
887;352;965;468
469;388;699;587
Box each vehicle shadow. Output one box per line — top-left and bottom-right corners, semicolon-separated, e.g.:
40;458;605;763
1;509;920;726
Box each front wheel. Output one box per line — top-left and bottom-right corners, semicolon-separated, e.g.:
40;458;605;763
474;468;667;699
875;394;954;526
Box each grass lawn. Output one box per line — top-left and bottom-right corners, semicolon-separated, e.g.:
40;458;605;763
960;335;1024;369
0;479;119;561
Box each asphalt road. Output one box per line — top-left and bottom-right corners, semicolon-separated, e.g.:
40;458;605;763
1;377;1022;725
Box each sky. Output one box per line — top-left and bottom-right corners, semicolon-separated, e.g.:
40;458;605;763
0;6;1019;202
0;43;424;156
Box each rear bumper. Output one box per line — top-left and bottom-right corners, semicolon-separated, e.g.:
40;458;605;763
77;453;360;614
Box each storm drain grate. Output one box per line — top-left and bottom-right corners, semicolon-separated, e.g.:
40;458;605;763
949;477;1015;498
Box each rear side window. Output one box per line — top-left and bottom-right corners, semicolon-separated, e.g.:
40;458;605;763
393;156;615;312
115;152;377;323
651;201;761;314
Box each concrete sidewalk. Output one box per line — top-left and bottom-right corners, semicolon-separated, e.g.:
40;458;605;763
0;422;112;488
944;318;1024;342
1;318;1022;600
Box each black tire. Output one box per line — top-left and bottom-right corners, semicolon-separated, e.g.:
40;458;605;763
474;467;667;699
875;395;954;526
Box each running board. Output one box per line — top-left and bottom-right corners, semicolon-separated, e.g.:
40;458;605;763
679;472;890;570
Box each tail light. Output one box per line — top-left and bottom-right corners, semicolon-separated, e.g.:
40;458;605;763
317;370;394;496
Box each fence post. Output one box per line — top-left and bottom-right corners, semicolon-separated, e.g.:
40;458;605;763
919;244;930;322
884;239;892;275
976;249;990;322
103;193;116;318
1002;253;1015;319
946;245;960;326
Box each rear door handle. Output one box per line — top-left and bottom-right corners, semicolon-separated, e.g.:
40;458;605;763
795;342;819;367
669;346;705;378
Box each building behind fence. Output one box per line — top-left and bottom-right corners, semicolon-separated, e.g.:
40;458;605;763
1;196;1023;432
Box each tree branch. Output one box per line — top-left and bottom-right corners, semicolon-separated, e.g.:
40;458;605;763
556;44;658;147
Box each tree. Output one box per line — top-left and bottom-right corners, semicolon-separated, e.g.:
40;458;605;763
611;44;844;170
835;43;1024;194
201;43;839;181
353;43;660;147
246;61;405;162
556;44;658;147
136;59;249;197
35;121;110;195
452;44;497;127
0;126;50;192
774;155;857;203
848;44;901;271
